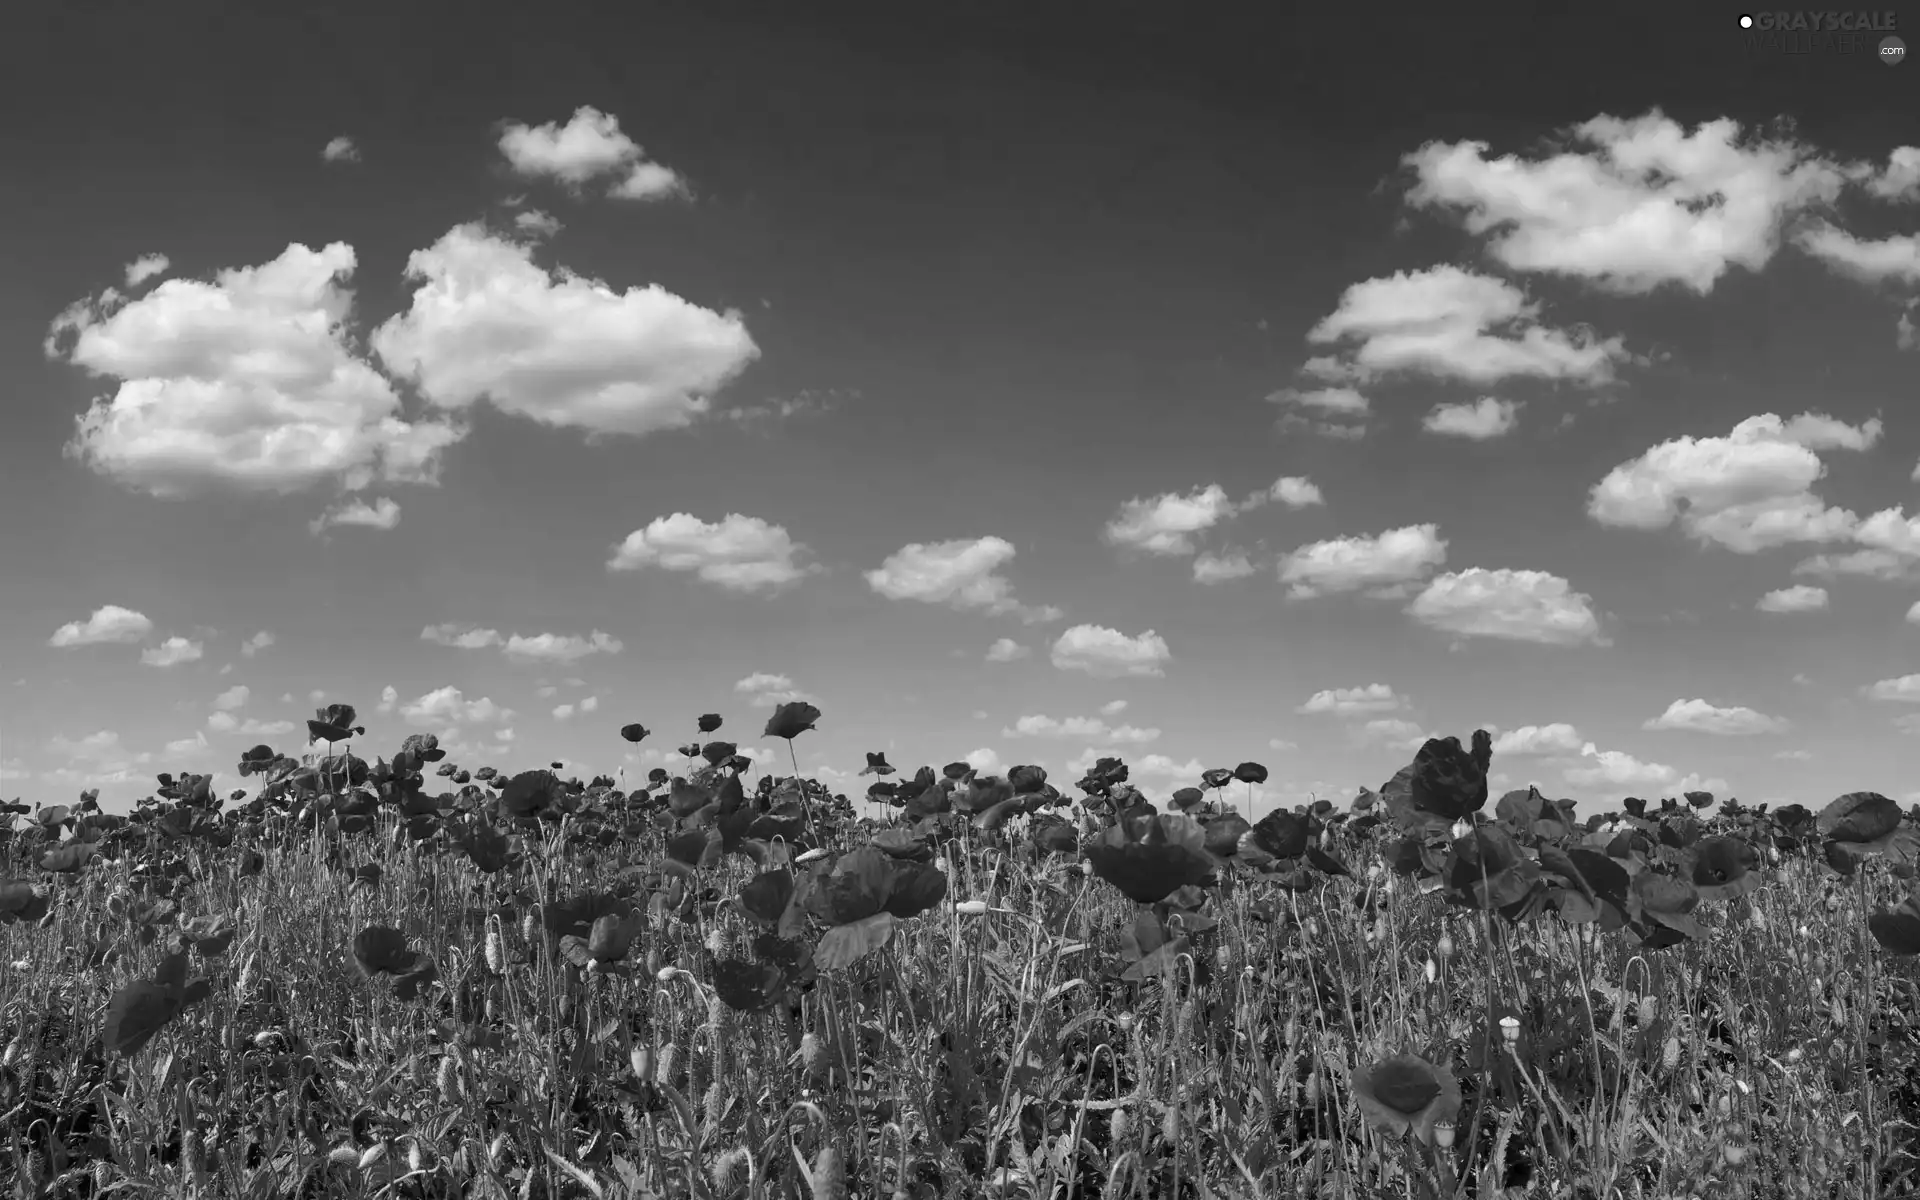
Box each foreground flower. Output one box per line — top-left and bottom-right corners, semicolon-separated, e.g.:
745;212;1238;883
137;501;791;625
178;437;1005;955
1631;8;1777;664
1352;1053;1462;1144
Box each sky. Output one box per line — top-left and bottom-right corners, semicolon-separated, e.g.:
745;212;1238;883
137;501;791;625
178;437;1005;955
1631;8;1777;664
3;1;1920;816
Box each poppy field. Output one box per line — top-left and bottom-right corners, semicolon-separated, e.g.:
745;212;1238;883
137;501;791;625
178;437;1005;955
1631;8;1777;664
2;702;1919;1199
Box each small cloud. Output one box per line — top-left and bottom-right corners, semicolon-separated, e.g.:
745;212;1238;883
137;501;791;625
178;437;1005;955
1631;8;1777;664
376;685;398;714
322;136;361;163
50;605;153;648
141;636;204;668
1642;698;1789;736
1099;699;1129;716
514;209;562;237
1193;550;1257;584
212;685;250;711
239;630;275;657
1298;684;1403;716
1050;625;1171;679
308;496;400;535
984;637;1030;663
1423;397;1520;440
733;672;816;708
124;254;171;288
1758;585;1829;614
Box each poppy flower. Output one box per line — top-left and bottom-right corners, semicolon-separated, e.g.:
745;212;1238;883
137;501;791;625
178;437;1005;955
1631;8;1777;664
713;956;786;1011
621;724;651;743
1688;836;1760;901
860;752;895;777
1169;788;1205;812
1085;814;1216;904
1242;809;1310;861
1201;768;1235;790
697;713;724;733
349;927;438;1000
764;702;822;741
1233;762;1268;785
306;703;365;744
1868;893;1920;955
102;950;212;1056
1351;1054;1462;1144
1008;764;1047;794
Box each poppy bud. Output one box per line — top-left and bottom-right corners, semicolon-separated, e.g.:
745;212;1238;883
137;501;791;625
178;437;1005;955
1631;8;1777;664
1109;1109;1130;1143
812;1146;847;1200
704;1080;726;1128
1661;1037;1681;1071
630;1044;652;1080
1436;934;1454;960
357;1142;389;1171
953;900;988;916
1433;1120;1455;1148
1424;958;1437;985
487;1134;511;1170
799;1032;827;1080
1499;1016;1520;1045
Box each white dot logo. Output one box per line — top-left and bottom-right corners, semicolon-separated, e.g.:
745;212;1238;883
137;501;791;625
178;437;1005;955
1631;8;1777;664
1738;14;1754;28
1883;35;1908;65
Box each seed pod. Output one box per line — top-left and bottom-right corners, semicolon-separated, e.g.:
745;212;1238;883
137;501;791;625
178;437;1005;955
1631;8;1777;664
810;1145;847;1200
359;1142;389;1171
799;1032;828;1080
1435;933;1454;960
484;920;505;974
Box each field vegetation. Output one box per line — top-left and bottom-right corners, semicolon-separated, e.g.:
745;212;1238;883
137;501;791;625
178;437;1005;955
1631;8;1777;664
2;700;1918;1199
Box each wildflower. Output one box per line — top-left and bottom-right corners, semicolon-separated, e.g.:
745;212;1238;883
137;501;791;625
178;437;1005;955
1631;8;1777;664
1351;1054;1462;1144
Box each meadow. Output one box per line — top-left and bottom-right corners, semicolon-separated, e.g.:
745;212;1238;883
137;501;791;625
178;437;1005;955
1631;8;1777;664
1;700;1917;1200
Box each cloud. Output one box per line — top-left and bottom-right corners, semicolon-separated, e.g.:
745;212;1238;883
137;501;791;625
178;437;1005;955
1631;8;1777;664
514;209;562;237
49;605;152;647
48;730;122;760
213;685;250;711
421;624;506;650
1050;624;1171;678
1757;585;1828;613
1193;550;1257;583
47;241;463;500
1103;484;1234;556
321;136;360;163
1403;110;1848;294
1304;266;1628;386
1298;684;1404;716
418;624;621;663
371;223;757;438
1423;397;1520;439
1864;146;1920;200
239;630;275;657
206;712;295;736
308;496;400;535
607;512;812;591
124;254;170;288
1588;412;1876;553
1266;387;1371;438
1100;700;1129;716
1279;524;1447;599
1406;568;1607;646
1359;718;1429;752
140;636;203;668
1794;224;1920;285
1003;714;1160;744
734;672;815;708
1866;674;1920;703
865;536;1060;622
1563;741;1727;799
984;637;1030;663
1264;476;1326;508
496;106;685;200
1489;723;1585;756
376;685;398;714
400;686;514;725
1642;698;1789;736
502;631;623;664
